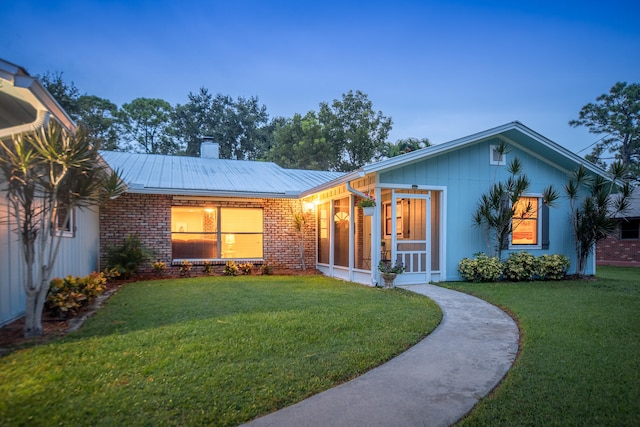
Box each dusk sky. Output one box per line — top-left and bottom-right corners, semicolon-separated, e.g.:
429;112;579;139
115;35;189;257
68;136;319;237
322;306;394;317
2;0;639;155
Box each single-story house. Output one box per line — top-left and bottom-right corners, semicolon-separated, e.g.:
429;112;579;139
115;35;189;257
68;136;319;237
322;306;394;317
1;59;101;326
596;188;640;267
100;121;610;287
1;59;618;327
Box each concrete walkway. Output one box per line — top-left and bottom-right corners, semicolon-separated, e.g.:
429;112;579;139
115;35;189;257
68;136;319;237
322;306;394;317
243;284;519;427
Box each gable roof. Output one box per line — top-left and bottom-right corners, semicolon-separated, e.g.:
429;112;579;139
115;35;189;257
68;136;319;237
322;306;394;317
100;150;344;198
302;121;612;196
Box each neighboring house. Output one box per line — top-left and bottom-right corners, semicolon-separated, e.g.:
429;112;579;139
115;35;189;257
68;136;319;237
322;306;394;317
596;188;640;267
0;59;100;326
101;121;612;287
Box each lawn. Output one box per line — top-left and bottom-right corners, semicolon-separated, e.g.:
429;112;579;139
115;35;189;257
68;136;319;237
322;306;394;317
444;266;640;426
0;275;441;426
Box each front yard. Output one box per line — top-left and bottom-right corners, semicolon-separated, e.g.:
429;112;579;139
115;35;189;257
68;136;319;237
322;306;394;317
445;266;640;426
0;276;440;426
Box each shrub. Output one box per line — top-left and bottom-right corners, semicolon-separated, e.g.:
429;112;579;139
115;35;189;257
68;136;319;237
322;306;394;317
238;262;254;275
202;261;215;276
503;251;537;281
224;261;239;276
46;272;107;318
537;254;570;280
458;253;503;282
152;261;167;275
179;260;193;277
260;263;273;275
105;235;151;278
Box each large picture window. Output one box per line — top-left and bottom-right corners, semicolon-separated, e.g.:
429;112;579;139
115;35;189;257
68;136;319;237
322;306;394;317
511;197;539;245
171;206;263;260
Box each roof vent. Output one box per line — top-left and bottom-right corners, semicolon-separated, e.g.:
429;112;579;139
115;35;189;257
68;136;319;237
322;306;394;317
200;137;219;159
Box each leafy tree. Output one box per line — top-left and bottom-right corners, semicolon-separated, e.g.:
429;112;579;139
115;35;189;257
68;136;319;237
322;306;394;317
267;112;336;170
0;121;124;337
172;88;270;159
570;82;640;180
77;95;120;150
319;90;392;171
473;152;558;259
118;98;178;154
38;71;82;120
40;72;121;151
383;137;431;158
565;162;631;277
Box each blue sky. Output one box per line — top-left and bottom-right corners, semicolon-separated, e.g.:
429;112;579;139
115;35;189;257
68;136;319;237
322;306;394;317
2;0;639;154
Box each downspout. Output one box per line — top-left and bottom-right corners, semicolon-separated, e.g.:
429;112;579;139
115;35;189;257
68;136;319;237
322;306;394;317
345;180;372;200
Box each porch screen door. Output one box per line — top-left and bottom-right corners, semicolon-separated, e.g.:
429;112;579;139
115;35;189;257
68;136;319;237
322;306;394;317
391;192;430;285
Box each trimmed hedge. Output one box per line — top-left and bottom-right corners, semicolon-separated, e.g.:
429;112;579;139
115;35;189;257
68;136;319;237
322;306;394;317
459;252;570;283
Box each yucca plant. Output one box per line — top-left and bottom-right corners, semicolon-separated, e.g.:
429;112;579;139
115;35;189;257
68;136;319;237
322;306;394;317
565;162;631;276
0;121;124;336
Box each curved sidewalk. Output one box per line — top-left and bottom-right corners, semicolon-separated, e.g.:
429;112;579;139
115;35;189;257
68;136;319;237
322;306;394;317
243;284;519;427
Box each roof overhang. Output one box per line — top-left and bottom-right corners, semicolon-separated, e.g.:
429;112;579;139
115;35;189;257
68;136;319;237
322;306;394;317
0;58;75;139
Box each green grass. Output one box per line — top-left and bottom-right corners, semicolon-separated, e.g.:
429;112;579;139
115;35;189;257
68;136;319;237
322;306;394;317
0;275;441;426
444;266;640;426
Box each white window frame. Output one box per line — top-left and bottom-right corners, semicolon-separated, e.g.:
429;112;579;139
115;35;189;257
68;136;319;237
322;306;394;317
490;144;506;166
55;206;76;238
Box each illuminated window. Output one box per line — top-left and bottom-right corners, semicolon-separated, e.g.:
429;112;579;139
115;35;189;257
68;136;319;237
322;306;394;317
171;206;263;259
511;197;538;245
55;205;75;238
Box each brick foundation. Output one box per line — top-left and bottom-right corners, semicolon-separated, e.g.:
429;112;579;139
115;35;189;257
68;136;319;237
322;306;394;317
596;234;640;267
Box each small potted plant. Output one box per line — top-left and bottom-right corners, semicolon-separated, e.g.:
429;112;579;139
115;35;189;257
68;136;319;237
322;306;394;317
358;198;376;216
378;260;405;288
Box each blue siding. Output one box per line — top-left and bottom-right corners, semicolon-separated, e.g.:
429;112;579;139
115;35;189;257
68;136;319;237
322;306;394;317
379;138;591;280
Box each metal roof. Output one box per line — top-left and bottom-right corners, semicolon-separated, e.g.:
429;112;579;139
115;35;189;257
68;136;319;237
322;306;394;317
99;151;344;198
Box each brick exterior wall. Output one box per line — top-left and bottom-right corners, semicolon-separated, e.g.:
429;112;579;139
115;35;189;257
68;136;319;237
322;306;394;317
596;232;640;267
99;193;317;275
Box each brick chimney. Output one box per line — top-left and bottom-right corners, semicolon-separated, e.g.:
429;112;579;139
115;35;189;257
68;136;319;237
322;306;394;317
200;136;219;159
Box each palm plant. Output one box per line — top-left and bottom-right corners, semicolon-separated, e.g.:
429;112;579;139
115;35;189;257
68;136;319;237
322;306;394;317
565;162;631;276
0;121;124;336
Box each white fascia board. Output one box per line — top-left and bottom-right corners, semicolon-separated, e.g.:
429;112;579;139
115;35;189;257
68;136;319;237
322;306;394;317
299;170;363;198
125;187;301;199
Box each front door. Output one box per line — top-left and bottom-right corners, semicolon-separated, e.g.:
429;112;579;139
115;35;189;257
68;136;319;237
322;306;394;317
391;191;430;285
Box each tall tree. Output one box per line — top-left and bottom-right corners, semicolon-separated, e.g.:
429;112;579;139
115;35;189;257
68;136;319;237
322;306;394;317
77;95;120;150
172;88;270;159
383;137;431;158
38;71;82;120
0;121;124;337
570;82;640;180
40;71;121;151
118;98;178;154
267;112;336;170
319;90;392;171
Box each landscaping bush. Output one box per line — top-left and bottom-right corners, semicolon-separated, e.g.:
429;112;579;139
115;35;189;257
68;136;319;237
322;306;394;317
503;251;538;281
46;272;107;318
260;263;273;275
458;253;503;282
105;235;151;278
238;262;254;275
179;260;193;277
202;261;215;276
224;260;239;276
536;254;570;280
